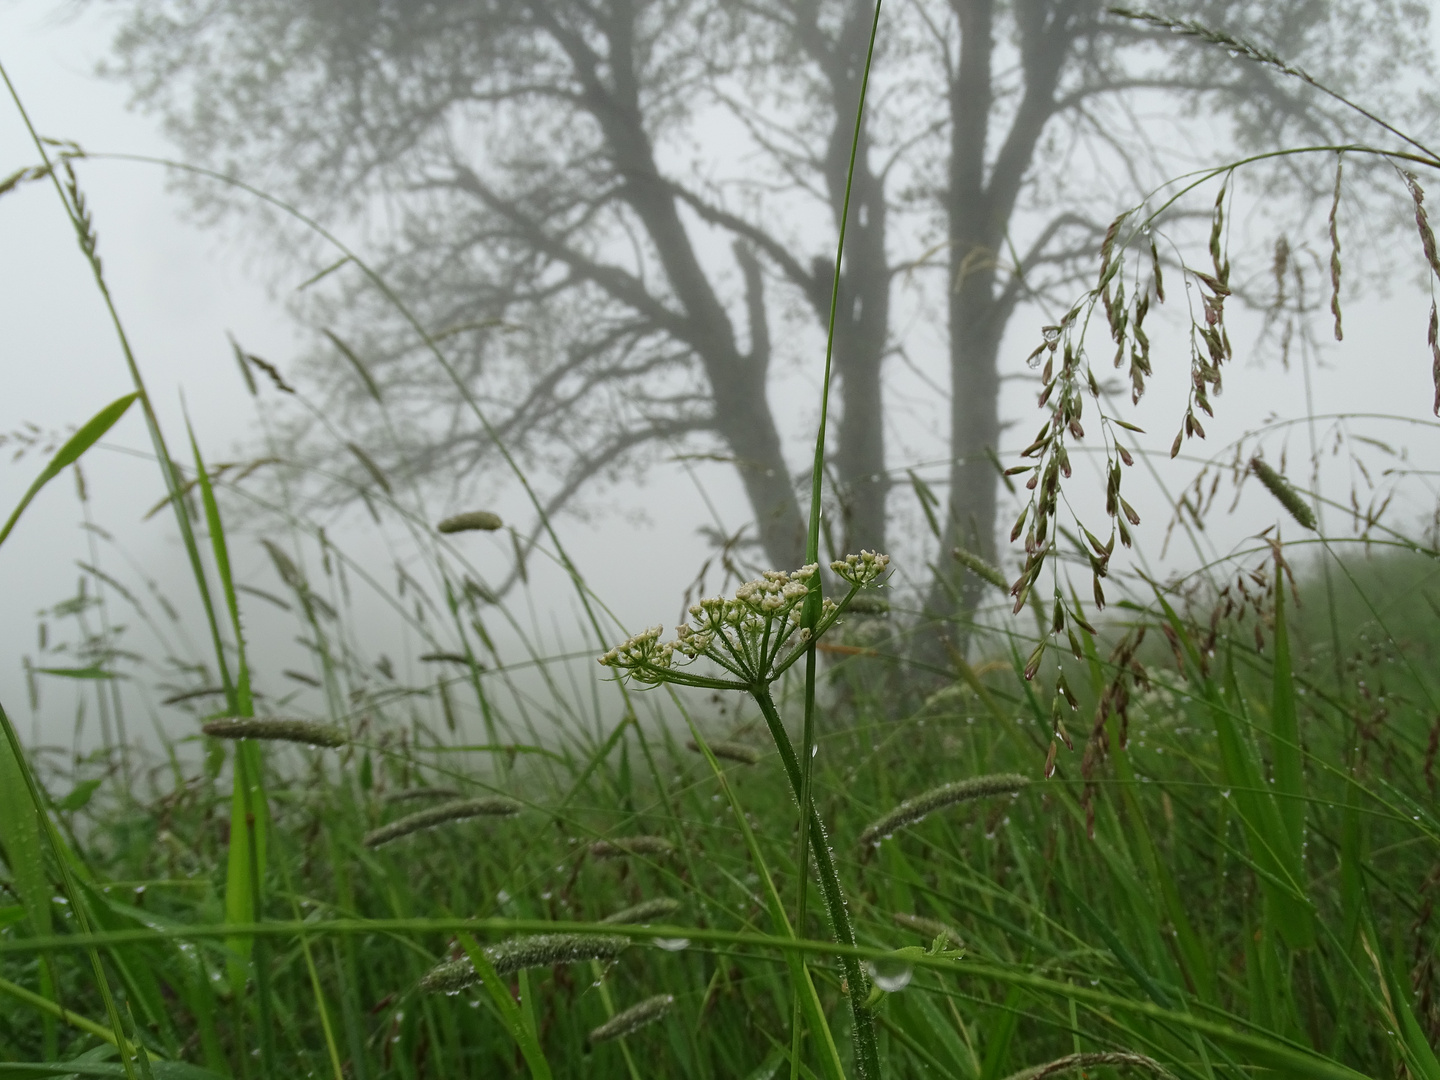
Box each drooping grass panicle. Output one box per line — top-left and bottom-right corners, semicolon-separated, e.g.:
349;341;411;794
202;717;345;748
436;510;503;533
362;797;521;849
586;993;675;1046
686;738;760;765
589;835;675;860
601;897;682;925
891;911;964;949
859;773;1029;846
419;933;630;993
1249;458;1317;531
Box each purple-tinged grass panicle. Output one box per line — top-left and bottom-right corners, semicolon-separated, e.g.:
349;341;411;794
419;933;630;993
891;912;964;950
586;994;675;1046
686;738;760;765
1249;458;1317;531
859;774;1029;846
362;797;521;849
602;897;682;925
437;511;503;533
590;835;675;860
384;787;463;805
202;717;345;748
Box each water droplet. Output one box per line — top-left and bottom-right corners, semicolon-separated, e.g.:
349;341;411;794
654;938;690;952
866;956;914;993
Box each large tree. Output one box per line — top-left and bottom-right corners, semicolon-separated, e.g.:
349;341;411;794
104;0;1429;633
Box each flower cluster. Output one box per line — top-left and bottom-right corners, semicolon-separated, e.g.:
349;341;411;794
598;556;889;689
831;550;890;587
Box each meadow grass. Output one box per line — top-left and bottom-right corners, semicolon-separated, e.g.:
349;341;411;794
2;11;1440;1079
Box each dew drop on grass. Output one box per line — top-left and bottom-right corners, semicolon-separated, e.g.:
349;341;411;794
865;956;913;993
654;938;690;952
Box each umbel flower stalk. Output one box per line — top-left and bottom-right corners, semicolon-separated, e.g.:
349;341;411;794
599;553;890;1073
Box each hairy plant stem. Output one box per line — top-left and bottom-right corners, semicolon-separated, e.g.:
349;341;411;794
751;685;879;1078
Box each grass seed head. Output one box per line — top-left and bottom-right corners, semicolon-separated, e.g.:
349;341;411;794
1250;458;1317;531
586;993;675;1046
436;511;503;533
362;797;521;848
419;933;630;993
202;717;346;748
590;835;675;860
952;547;1008;592
601;897;682;924
859;773;1030;846
384;787;463;804
686;738;760;765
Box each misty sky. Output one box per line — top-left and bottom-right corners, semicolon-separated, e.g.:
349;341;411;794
4;1;1440;752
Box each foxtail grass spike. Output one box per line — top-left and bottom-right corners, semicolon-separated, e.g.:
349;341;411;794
202;717;345;748
686;738;760;765
952;546;1009;592
362;797;520;848
437;511;502;533
384;787;462;804
601;897;682;925
589;835;675;860
1249;458;1317;530
859;773;1029;846
586;994;675;1046
419;933;630;992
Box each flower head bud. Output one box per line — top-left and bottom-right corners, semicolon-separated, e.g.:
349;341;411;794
831;550;891;587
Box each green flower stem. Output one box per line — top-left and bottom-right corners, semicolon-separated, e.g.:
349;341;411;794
750;685;879;1078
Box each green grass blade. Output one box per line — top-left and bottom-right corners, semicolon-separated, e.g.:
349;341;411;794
0;735;50;939
187;418;252;717
0;393;138;549
456;933;553;1080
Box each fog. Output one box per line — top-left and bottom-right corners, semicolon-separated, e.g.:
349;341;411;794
3;0;1439;759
